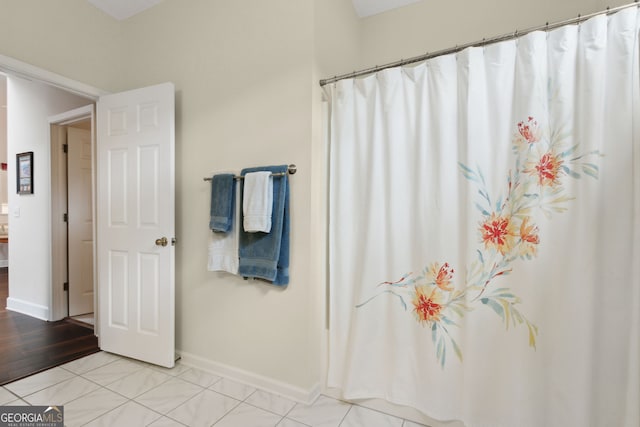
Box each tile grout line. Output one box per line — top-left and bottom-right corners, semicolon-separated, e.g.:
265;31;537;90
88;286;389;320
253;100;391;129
136;381;206;418
7;354;428;427
338;404;354;427
124;367;242;426
241;388;295;419
209;397;243;427
2;386;25;403
15;356;245;425
78;378;172;426
350;401;409;424
78;396;130;427
26;357;166;426
280;395;313;427
59;353;121;376
5;371;71;406
80;379;191;427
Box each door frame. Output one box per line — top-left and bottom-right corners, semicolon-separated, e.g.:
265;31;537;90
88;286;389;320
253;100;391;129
49;105;96;324
0;54;107;325
0;54;106;100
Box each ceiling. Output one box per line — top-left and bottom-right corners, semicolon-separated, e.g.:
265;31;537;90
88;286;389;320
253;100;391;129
351;0;422;17
87;0;163;21
87;0;423;21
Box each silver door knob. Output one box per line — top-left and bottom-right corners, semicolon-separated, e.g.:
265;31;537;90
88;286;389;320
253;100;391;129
155;237;168;247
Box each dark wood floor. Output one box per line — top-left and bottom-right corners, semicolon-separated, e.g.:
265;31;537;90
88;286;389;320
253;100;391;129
0;268;100;385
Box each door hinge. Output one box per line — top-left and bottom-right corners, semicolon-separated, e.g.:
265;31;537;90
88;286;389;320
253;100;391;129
63;213;68;222
63;144;68;153
63;282;69;291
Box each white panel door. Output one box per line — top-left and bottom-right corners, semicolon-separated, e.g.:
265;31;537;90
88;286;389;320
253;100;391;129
68;127;94;316
97;82;175;368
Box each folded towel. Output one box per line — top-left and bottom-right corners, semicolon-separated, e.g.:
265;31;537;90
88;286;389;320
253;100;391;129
209;174;236;232
208;185;240;274
238;165;290;285
242;171;273;233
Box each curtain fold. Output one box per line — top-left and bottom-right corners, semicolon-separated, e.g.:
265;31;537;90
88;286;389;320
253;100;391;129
328;8;640;427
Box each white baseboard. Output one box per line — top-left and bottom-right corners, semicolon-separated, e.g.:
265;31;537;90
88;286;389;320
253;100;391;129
177;350;321;405
6;297;49;320
0;260;7;268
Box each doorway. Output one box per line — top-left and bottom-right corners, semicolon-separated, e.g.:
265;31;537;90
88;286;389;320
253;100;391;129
0;74;100;385
1;59;176;368
67;123;94;323
0;75;8;274
49;105;97;328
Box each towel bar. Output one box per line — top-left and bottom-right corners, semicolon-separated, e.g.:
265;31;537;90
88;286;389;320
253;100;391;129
203;164;297;181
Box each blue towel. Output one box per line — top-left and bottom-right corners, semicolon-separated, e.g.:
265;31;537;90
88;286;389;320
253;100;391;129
238;165;290;285
273;179;290;285
209;174;236;232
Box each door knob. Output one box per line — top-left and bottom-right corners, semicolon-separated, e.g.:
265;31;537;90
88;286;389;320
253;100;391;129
155;237;168;247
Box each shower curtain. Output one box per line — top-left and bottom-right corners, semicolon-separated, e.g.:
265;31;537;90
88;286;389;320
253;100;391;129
327;8;639;427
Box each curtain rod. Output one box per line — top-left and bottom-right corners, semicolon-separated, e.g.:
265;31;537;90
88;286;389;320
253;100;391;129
319;1;639;87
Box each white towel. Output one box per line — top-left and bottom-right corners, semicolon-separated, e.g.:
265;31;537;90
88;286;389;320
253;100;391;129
242;171;273;233
208;185;240;274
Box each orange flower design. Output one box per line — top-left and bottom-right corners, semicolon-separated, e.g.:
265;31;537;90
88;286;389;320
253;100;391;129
519;217;540;258
517;117;541;143
531;151;564;187
480;213;518;255
358;116;601;366
412;285;443;324
427;262;454;291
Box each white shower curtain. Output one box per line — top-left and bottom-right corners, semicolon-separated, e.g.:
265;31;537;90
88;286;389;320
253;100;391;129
327;8;639;427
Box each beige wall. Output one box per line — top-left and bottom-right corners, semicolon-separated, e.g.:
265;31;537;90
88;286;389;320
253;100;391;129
0;0;123;92
314;0;362;79
121;0;321;392
117;0;363;394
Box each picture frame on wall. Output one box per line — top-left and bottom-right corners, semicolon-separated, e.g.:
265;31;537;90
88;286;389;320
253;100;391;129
17;151;34;195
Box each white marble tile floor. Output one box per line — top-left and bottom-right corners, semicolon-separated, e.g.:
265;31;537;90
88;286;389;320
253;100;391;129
0;352;429;427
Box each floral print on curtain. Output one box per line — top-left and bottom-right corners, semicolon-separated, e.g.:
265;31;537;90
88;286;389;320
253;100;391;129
357;114;602;368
